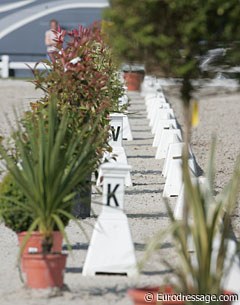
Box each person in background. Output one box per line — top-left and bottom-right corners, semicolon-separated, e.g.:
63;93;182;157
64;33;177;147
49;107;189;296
45;19;58;62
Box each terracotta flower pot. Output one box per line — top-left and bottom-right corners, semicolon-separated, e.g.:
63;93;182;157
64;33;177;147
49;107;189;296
128;286;185;305
128;286;234;305
128;287;160;305
123;71;144;91
18;231;63;272
17;231;63;255
22;253;67;289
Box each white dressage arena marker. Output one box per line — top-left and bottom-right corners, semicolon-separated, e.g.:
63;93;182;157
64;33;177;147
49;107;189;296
162;142;188;177
109;113;124;148
151;104;172;134
145;92;164;106
147;97;168;120
163;159;183;198
163;159;197;198
152;119;177;147
96;113;132;186
224;240;240;295
123;114;133;141
174;185;184;220
82;163;137;277
146;97;168;116
174;177;207;219
141;77;162;97
155;129;182;160
149;105;173;128
110;147;132;187
96;150;132;187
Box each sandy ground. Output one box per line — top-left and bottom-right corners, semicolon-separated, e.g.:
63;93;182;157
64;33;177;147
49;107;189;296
163;82;240;240
0;79;239;304
0;81;175;305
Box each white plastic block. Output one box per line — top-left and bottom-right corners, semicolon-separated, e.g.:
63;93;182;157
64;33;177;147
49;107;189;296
174;185;184;219
149;108;174;129
146;98;168;118
112;147;132;186
152;119;177;147
145;92;165;104
122;114;133;141
96;147;132;187
141;77;162;96
109;113;124;148
147;97;167;120
162;143;185;177
82;163;137;277
163;159;197;198
163;159;183;197
174;177;207;220
151;105;172;134
155;129;182;159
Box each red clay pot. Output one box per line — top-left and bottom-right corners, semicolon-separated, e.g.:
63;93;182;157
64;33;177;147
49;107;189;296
17;231;63;255
128;287;160;305
128;286;185;305
18;231;63;272
22;253;67;289
128;286;234;305
124;71;144;91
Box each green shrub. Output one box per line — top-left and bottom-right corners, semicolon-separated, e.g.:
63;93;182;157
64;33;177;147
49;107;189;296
0;173;32;233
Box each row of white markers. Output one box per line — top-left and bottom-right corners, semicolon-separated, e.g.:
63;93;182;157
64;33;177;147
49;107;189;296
82;76;240;299
83;90;138;276
142;76;240;297
142;77;198;219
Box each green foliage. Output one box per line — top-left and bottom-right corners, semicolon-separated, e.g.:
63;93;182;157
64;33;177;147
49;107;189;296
104;0;240;104
0;173;32;233
106;1;240;295
169;143;240;298
0;95;104;253
143;143;240;298
32;24;124;164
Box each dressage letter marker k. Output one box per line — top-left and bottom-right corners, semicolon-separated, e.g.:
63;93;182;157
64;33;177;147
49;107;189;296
107;184;119;206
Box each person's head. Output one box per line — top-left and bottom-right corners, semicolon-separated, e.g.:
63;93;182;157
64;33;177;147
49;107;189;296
50;19;58;30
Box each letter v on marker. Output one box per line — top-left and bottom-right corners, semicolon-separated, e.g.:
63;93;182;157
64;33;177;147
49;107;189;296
111;126;121;141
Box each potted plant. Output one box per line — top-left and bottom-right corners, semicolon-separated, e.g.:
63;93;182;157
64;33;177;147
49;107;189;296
0;173;64;256
32;22;124;218
129;142;240;304
0;95;105;288
105;2;240;303
122;64;145;91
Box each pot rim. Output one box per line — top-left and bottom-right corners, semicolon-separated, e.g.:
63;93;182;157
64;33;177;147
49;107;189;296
22;253;67;259
128;286;235;295
18;231;61;236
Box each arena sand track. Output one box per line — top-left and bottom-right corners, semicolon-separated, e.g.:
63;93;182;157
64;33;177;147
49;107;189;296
0;80;239;304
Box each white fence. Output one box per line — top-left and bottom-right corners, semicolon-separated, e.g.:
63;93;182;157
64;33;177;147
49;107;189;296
0;55;48;78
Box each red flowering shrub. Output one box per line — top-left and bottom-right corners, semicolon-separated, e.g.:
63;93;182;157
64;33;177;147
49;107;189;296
32;22;124;166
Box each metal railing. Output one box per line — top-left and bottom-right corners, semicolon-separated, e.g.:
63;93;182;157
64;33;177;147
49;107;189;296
0;55;48;78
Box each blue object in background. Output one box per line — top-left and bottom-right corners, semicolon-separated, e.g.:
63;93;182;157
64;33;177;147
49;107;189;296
0;0;109;77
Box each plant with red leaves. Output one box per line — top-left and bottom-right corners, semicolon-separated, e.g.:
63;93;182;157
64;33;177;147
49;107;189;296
32;22;124;168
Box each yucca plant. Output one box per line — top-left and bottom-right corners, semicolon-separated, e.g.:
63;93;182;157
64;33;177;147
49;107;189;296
143;142;240;303
0;95;103;254
169;145;240;302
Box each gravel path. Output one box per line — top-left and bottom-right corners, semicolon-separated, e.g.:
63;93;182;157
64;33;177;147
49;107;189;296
0;80;240;304
163;83;240;240
0;82;174;305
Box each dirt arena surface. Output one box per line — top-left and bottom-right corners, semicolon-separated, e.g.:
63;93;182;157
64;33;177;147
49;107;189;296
0;79;239;304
